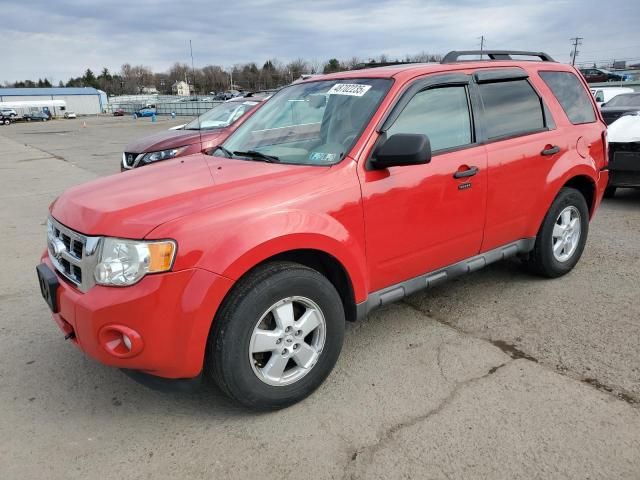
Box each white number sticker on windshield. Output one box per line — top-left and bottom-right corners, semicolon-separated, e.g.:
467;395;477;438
327;84;372;97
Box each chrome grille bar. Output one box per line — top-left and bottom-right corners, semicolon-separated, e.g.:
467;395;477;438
47;217;101;292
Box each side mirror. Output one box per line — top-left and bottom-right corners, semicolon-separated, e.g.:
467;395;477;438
600;102;607;108
370;133;431;169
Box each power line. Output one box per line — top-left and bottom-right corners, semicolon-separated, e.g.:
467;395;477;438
570;37;583;66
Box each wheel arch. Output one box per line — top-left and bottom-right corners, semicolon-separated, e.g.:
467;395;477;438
223;246;360;323
563;174;596;217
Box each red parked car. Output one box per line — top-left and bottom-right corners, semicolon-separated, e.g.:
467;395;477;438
121;97;266;170
37;50;608;410
112;108;126;116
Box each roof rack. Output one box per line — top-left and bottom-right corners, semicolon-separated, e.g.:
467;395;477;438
352;61;422;70
442;50;555;63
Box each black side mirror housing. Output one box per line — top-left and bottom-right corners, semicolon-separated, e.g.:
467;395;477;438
370;133;431;169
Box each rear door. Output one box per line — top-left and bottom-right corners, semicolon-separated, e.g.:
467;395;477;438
474;68;566;251
360;74;488;291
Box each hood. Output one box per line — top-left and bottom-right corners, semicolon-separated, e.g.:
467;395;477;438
124;128;229;153
51;153;323;239
608;114;640;143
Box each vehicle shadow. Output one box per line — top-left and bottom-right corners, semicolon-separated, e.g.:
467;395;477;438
604;187;640;209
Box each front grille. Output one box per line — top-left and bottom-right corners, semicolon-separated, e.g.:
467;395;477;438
48;217;101;292
55;229;83;259
602;112;623;125
123;152;140;168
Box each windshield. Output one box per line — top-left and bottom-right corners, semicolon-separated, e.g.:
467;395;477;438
606;94;640;107
220;78;392;165
185;100;259;130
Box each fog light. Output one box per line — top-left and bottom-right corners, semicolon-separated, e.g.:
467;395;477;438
98;325;143;358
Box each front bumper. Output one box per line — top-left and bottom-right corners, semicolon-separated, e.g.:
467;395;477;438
608;145;640;187
39;253;234;378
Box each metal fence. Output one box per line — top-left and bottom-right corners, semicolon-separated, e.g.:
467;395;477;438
107;95;222;116
589;81;640;92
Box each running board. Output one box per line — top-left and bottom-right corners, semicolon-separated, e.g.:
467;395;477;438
356;238;536;320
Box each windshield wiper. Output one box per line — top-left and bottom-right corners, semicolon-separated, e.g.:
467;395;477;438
233;150;281;163
213;145;233;158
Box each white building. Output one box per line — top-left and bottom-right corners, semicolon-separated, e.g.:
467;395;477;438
0;87;106;115
172;81;191;96
142;86;158;94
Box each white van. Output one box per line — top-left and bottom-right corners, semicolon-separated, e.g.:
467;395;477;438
590;87;635;107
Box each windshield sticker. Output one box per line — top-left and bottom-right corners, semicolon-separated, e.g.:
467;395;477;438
327;84;371;97
242;101;259;106
309;151;339;163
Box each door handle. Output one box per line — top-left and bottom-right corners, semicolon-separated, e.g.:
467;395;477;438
453;166;479;179
541;145;560;156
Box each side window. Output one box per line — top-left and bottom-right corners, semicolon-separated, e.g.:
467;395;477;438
386;86;472;152
479;80;544;139
539;71;597;124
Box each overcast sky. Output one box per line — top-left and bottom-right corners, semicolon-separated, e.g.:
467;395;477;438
2;0;639;83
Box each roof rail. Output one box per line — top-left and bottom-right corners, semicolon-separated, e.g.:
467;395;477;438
352;61;422;70
442;50;555;63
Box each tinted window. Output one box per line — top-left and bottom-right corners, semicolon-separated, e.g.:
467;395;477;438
387;86;472;151
539;71;596;124
479;80;544;139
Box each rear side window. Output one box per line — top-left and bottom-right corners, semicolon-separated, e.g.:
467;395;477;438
386;86;472;152
539;71;596;124
479;80;544;139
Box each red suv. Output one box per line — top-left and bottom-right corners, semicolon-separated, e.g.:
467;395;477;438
37;50;608;410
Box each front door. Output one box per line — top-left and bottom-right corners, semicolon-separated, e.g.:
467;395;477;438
359;77;487;292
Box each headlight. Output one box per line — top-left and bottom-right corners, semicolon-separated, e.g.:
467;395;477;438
141;146;188;164
94;238;176;286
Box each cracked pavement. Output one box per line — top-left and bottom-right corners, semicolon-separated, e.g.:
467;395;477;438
1;118;639;479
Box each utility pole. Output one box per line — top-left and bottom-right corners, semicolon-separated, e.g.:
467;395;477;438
570;37;583;66
479;35;486;59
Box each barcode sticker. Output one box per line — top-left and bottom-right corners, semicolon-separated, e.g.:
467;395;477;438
327;84;372;97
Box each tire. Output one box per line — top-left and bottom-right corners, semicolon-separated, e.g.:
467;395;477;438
206;261;345;410
604;186;616;198
525;187;589;278
2;119;8;125
26;117;31;122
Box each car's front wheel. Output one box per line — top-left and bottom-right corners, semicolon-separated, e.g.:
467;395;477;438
207;261;345;410
525;187;589;278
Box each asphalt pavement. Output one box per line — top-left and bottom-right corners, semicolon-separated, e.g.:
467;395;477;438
1;116;638;479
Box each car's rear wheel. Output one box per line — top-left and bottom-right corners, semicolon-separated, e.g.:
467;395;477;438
25;117;31;122
207;261;345;410
525;187;589;278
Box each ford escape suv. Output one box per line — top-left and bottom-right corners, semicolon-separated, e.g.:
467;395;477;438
37;50;609;410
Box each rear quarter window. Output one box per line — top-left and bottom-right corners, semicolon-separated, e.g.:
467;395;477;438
539;71;596;124
478;79;545;139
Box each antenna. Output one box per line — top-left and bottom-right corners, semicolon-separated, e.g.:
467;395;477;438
189;39;203;150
